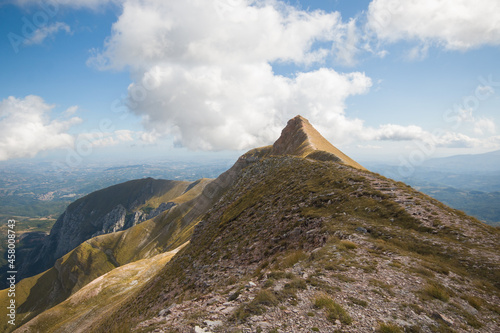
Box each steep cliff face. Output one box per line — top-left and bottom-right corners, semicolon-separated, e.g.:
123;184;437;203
17;178;191;282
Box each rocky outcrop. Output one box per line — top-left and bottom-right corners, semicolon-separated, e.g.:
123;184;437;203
147;202;176;220
17;178;191;282
271;115;366;170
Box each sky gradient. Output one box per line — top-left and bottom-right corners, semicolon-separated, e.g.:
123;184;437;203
1;0;499;170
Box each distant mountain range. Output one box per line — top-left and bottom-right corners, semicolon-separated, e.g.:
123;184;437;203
422;149;500;174
2;116;499;333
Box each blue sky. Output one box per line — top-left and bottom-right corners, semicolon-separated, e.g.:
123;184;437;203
1;0;499;170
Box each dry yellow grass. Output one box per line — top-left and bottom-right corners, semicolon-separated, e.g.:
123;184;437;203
15;242;188;333
270;115;366;170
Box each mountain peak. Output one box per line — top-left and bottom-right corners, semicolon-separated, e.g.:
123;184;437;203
271;115;366;170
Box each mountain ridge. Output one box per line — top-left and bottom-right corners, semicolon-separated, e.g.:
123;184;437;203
270;115;366;170
3;115;500;333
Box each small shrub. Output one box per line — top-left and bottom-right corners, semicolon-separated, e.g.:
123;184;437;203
285;278;307;291
404;326;422;333
389;261;402;268
407;303;424;314
411;267;435;278
421;262;449;276
348;296;368;307
313;294;352;325
462;295;483;310
282;250;308;268
338;240;357;251
462;311;483;329
369;278;393;291
254;289;279;306
263;278;275;288
333;274;356;283
376;322;403;333
234;290;278;321
311;328;319;332
421;282;450;302
185;309;206;326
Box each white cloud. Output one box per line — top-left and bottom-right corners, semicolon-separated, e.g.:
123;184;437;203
23;22;71;45
0;96;81;161
366;124;429;142
88;0;371;151
474;118;496;135
357;144;382;149
76;129;137;148
64;105;78;116
331;18;360;66
435;132;482;148
357;122;499;150
367;0;500;50
88;0;351;70
115;129;134;142
406;44;429;61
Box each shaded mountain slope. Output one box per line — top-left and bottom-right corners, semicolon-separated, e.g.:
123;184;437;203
16;178;192;282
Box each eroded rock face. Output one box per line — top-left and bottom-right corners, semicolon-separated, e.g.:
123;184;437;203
17;178;187;282
148;202;176;220
270;115;366;169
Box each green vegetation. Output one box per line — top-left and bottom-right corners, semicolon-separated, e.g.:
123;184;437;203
348;296;368;307
376;322;403;333
420;282;450;302
313;294;352;325
281;250;308;268
462;295;483;310
234;290;279;321
338;240;357;250
0;198;69;219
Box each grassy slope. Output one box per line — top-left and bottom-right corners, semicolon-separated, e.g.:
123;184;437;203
0;179;212;332
15;243;187;333
9;150;264;332
86;156;500;332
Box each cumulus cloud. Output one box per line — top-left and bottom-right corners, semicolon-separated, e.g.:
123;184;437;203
359;122;499;149
23;22;71;45
367;0;500;51
0;96;81;161
366;124;429;142
474;118;496;136
88;0;374;150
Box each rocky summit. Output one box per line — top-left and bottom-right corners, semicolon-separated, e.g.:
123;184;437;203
2;116;500;333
